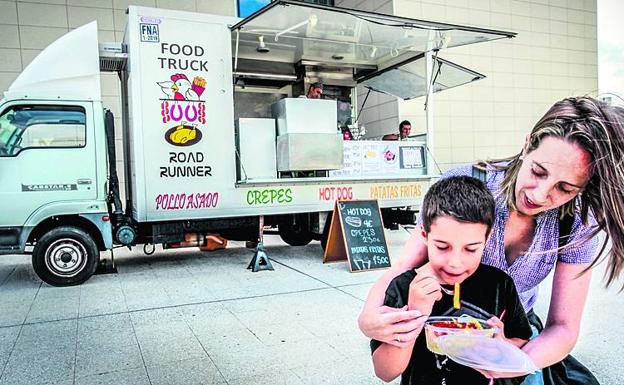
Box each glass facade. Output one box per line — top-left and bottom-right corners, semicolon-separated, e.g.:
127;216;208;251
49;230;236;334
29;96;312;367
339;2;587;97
238;0;335;18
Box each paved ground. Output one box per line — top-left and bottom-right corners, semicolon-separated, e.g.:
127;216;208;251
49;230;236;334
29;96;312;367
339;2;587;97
0;229;621;385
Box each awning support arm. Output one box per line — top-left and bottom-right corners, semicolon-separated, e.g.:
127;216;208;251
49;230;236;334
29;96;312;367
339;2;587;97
425;49;435;176
234;29;240;72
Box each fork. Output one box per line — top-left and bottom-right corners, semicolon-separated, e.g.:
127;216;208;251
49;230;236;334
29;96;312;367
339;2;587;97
413;269;455;295
439;286;454;295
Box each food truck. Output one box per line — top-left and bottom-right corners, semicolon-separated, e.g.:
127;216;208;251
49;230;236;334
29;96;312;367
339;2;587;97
0;1;514;285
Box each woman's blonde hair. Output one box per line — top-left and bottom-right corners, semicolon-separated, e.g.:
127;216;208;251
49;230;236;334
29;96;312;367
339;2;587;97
486;96;624;289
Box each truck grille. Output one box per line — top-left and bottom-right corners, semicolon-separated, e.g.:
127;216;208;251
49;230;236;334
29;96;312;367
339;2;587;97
100;56;127;72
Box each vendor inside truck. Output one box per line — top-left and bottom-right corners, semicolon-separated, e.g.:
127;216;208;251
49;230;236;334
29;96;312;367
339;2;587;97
382;120;412;141
305;81;323;99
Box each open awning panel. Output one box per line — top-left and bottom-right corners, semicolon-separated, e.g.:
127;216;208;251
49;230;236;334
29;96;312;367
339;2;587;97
231;0;515;72
360;55;485;100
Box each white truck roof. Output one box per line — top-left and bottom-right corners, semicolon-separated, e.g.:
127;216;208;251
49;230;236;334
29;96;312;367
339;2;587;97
4;22;101;102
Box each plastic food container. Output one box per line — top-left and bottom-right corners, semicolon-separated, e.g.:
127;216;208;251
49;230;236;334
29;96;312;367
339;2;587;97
424;315;495;354
438;334;539;373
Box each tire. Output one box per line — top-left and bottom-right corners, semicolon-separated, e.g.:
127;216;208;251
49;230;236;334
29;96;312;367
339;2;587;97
32;226;100;286
279;215;313;246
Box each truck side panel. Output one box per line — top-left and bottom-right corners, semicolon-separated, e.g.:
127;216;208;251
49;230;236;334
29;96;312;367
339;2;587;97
124;7;429;224
126;7;237;223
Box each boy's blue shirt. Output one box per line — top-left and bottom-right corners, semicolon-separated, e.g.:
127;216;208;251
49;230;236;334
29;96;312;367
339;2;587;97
371;264;532;385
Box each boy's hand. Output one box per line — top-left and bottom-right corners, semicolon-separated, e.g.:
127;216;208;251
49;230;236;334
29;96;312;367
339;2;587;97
486;315;527;348
486;315;506;340
407;274;442;316
476;316;532;379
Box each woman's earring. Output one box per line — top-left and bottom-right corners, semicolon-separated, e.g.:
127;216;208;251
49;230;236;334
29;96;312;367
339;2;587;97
519;155;524;161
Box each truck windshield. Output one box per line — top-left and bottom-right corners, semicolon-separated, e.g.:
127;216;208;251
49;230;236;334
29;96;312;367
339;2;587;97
0;106;86;157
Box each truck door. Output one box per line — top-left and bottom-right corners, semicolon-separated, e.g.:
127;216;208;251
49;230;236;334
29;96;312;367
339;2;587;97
0;102;97;252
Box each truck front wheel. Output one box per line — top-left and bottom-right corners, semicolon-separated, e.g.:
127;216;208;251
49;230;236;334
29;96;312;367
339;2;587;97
32;226;100;286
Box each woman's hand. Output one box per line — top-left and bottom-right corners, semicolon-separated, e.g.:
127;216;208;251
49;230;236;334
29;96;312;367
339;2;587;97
360;305;426;347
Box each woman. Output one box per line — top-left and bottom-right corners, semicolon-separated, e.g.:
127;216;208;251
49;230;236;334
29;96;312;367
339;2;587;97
359;97;624;384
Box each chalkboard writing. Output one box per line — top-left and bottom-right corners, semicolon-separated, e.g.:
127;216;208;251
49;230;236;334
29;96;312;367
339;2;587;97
323;200;391;272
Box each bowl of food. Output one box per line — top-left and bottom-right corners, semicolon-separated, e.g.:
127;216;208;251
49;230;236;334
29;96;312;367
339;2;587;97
437;334;539;373
424;315;495;354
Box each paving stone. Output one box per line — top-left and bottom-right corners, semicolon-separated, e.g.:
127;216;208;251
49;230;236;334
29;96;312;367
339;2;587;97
209;343;285;381
25;298;80;323
193;327;265;355
77;327;137;351
75;341;143;377
337;283;374;301
129;307;183;326
267;339;346;370
14;319;77;351
146;358;227;385
138;335;207;367
78;313;133;336
133;320;195;343
323;332;372;358
79;286;128;317
0;264;41;289
0;301;31;327
0;265;16;286
183;308;248;335
74;367;151;385
226;368;305;385
160;281;215;305
247;321;317;346
124;292;176;311
0;349;74;385
0;325;20;357
290;356;394;385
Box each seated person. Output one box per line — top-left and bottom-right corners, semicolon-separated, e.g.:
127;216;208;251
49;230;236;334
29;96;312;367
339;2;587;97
383;120;411;140
371;175;532;385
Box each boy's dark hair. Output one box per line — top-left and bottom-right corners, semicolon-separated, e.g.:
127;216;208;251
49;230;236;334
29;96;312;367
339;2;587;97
422;176;495;236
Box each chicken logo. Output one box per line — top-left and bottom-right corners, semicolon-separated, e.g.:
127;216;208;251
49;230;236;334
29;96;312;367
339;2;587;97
156;73;206;124
158;73;206;101
164;123;203;147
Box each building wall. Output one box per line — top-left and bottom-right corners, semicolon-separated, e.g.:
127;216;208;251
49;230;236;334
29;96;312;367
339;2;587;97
394;0;598;171
0;0;236;199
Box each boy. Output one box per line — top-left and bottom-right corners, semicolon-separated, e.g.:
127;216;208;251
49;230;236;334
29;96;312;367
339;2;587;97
371;176;533;385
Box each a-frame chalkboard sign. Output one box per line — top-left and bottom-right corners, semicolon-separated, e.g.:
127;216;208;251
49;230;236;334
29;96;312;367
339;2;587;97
323;200;391;272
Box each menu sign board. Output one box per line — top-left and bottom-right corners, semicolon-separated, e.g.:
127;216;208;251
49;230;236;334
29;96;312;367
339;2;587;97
323;200;391;272
329;141;426;178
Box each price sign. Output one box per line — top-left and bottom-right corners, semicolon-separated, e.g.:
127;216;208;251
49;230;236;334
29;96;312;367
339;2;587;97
323;200;391;272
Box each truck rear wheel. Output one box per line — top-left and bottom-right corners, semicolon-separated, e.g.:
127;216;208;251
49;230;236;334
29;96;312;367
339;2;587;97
32;226;99;286
279;215;313;246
